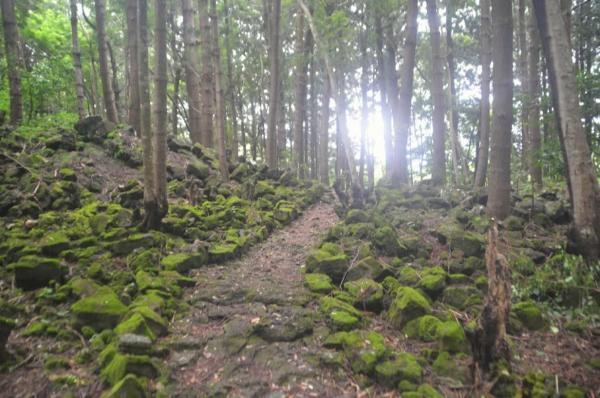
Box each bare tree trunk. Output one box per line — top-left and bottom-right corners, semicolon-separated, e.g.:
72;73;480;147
393;0;418;185
224;0;238;161
359;25;368;187
374;12;393;176
1;0;22;124
309;47;318;180
211;0;229;181
319;71;331;185
172;67;181;137
427;0;446;186
126;0;140;132
107;41;121;120
486;0;513;220
182;0;203;143
69;0;86;119
266;0;281;170
527;9;542;191
199;0;214;147
532;0;600;260
94;0;118;123
518;0;529;171
474;0;492;188
292;10;309;178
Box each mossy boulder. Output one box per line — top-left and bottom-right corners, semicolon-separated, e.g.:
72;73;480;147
208;243;239;262
304;273;334;294
375;352;422;387
432;351;468;382
397;267;420;286
186;159;210;179
329;310;361;331
319;296;363;331
442;285;482;310
9;256;67;290
111;234;155;256
345;209;369;224
100;374;148;398
126;306;168;337
101;352;159;386
71;286;128;331
115;313;157;341
417;267;447;299
345;256;392;282
160;252;206;273
512;301;545;331
373;226;404;256
437;320;467;353
403;315;442;341
273;200;298;224
437;225;485;257
403;384;443;398
40;231;70;256
344;278;384;312
343;331;388;374
388;287;431;328
305;243;348;283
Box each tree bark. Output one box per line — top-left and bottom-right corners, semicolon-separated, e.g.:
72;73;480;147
224;0;238;161
94;0;118;123
319;70;331;185
126;0;140;132
486;0;513;220
474;0;492;188
308;44;318;180
181;0;203;143
199;0;214;147
1;0;23;124
374;12;393;176
266;0;281;170
69;0;86;119
527;9;542;191
359;25;368;187
518;0;529;171
292;10;309;178
211;0;229;181
426;0;446;186
532;0;600;260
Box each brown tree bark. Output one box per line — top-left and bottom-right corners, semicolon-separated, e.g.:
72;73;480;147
474;0;492;187
319;71;331;185
69;0;86;119
486;0;513;220
292;10;309;178
266;0;281;170
94;0;118;123
1;0;22;124
308;44;318;180
224;0;238;161
211;0;229;181
126;0;140;132
359;26;368;187
199;0;214;147
527;9;542;191
426;0;446;186
532;0;600;260
518;0;529;170
182;0;203;143
374;12;393;176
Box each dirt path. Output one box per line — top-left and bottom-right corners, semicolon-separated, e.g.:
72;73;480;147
165;196;353;397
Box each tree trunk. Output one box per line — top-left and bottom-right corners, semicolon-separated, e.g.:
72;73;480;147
518;0;529;171
266;0;281;170
393;0;418;185
474;0;492;188
224;0;238;161
309;46;318;180
486;0;513;220
527;9;542;191
359;26;368;187
151;0;169;228
374;12;393;176
69;0;86;119
211;0;229;181
199;0;214;147
532;0;600;260
126;0;140;132
107;41;121;120
292;10;309;179
1;0;22;124
181;0;203;143
319;71;331;185
94;0;118;123
427;0;446;186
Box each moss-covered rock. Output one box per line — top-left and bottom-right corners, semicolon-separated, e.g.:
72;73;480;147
345;209;369;224
273;200;298;224
208;242;239;262
397;267;420;286
437;320;467;353
432;351;468;382
344;278;384;312
305;244;348;283
9;256;67;290
115;313;157;341
320;296;363;330
442;285;482;310
186;159;210;179
101;352;159;386
303;273;334;294
330;310;361;331
403;384;444;398
388;287;431;328
160;252;206;273
372;226;404;256
345;256;391;282
375;352;422;386
402;315;442;341
512;301;545;331
40;231;70;256
417;267;447;299
437;224;485;257
111;234;155;256
100;374;148;398
71;286;127;331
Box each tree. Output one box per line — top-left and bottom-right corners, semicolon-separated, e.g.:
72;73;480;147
181;0;202;143
427;0;446;186
1;0;23;124
126;0;140;132
199;0;214;148
211;0;229;180
69;0;86;119
474;0;492;188
518;0;529;170
374;10;393;176
319;71;331;185
292;10;309;178
266;0;281;170
94;0;118;123
532;0;600;260
527;8;542;190
486;0;513;220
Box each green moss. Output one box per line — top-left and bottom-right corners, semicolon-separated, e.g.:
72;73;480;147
40;231;70;256
319;296;363;319
330;311;361;331
345;209;369;224
114;313;156;341
126;306;168;337
372;226;403;256
382;276;401;295
304;273;334;294
345;331;388;375
71;286;127;331
345;256;389;282
376;352;422;386
397;267;420;286
344;278;384;312
111;234;155;256
208;243;239;263
100;374;148;398
437;320;467;353
403;315;442;341
388;287;431;328
44;355;70;371
9;256;67;290
68;277;100;298
305;246;348;283
101;353;159;386
512;301;545;331
417;268;447;299
442;285;482;310
432;351;467;382
160;252;206;273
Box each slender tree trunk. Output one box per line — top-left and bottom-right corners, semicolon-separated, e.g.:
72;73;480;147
527;9;542;191
69;0;86;119
486;0;513;220
532;0;600;260
107;41;121;119
182;0;203;143
266;0;281;170
386;28;401;184
427;0;446;186
393;0;418;185
309;48;318;180
374;12;393;175
359;27;368;187
199;0;214;147
1;0;22;124
474;0;492;188
172;67;181;137
319;71;331;185
94;0;118;123
126;0;140;132
292;10;309;178
224;0;238;161
211;0;229;181
518;0;529;171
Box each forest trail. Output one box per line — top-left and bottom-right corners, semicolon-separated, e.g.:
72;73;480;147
166;194;351;397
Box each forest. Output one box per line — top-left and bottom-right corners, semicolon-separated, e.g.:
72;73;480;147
0;0;598;396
